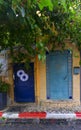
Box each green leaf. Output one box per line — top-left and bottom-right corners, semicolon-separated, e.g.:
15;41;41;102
0;0;3;4
61;0;67;11
38;0;53;11
38;54;42;60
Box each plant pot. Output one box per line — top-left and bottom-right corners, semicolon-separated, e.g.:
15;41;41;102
0;92;7;110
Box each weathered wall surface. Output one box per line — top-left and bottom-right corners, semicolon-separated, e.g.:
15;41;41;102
4;42;80;107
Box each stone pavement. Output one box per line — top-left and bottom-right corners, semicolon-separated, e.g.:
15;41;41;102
0;103;81;119
0;119;81;130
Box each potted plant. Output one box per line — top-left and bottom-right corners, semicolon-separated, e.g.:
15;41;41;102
0;80;10;110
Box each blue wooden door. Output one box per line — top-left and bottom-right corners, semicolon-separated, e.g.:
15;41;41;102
46;51;72;100
13;63;35;102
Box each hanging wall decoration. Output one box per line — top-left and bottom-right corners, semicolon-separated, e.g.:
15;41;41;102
17;70;29;82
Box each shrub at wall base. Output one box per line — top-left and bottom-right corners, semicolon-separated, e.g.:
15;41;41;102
0;80;10;110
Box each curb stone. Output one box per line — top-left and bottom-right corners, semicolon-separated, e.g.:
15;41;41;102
0;112;81;119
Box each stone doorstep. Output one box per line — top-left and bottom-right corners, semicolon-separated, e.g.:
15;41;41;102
40;100;80;108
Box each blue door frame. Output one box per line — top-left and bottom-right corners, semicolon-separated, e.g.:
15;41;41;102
46;50;72;100
13;63;35;102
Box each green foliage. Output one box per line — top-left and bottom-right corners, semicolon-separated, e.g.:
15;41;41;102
37;0;53;10
0;0;81;63
0;80;10;93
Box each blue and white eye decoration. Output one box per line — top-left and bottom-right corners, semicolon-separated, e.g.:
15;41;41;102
20;73;29;82
17;70;29;82
17;70;24;77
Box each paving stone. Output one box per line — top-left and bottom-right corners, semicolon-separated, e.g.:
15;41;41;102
5;103;81;114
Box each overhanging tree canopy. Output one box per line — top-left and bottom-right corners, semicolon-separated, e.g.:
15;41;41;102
0;0;81;63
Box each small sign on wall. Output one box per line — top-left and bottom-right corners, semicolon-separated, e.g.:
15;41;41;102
0;50;8;76
73;67;80;75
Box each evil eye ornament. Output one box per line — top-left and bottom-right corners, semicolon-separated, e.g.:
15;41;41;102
17;70;24;77
20;73;29;81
